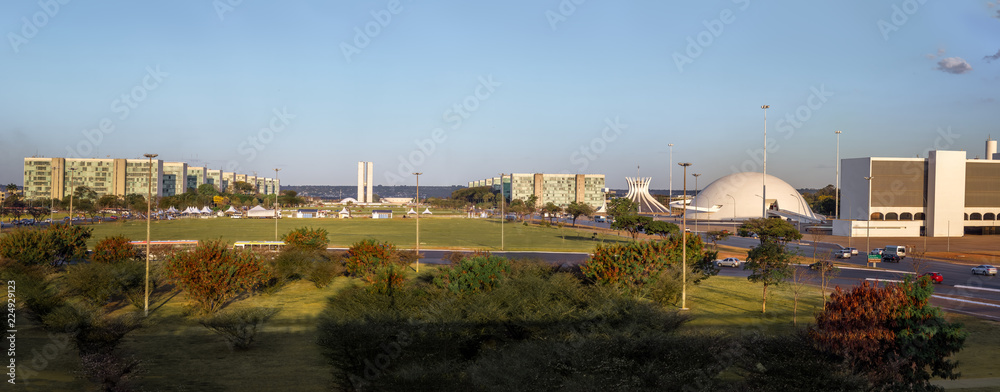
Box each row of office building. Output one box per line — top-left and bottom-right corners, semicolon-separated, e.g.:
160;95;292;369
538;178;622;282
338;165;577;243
468;173;606;209
22;157;279;200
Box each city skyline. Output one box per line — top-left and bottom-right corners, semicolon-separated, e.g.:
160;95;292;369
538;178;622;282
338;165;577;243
2;1;998;189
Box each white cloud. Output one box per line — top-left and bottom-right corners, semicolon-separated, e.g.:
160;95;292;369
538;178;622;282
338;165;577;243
936;57;973;74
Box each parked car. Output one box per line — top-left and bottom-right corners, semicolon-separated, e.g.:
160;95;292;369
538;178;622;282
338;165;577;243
920;272;944;284
870;248;883;256
835;249;852;259
884;245;906;260
716;257;741;267
846;247;858;255
971;265;998;276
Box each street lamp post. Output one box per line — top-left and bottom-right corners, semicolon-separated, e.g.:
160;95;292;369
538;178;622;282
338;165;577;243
761;105;770;219
68;168;76;226
679;162;692;310
864;176;873;266
499;173;505;251
413;172;422;272
835;130;842;220
668;143;674;208
274;168;281;241
692;173;701;235
143;153;158;317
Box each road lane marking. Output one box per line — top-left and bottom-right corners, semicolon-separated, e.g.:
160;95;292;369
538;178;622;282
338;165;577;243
954;285;1000;294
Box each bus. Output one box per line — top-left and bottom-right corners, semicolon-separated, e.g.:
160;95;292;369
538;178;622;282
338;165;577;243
233;241;286;252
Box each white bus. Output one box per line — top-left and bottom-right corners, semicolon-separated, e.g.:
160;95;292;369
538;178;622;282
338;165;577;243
233;241;286;252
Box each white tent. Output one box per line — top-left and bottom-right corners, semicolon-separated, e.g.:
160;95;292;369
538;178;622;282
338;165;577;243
166;206;179;214
224;206;238;214
200;206;212;214
182;206;199;214
247;205;276;218
338;207;351;218
422;208;433;215
406;208;417;215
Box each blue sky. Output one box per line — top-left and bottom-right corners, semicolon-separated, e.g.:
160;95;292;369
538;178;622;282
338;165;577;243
2;1;998;190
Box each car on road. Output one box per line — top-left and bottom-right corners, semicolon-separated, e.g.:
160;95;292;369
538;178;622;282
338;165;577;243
971;265;998;276
870;248;883;256
716;257;741;267
835;249;852;259
594;216;606;223
810;260;835;271
846;247;858;255
921;272;944;284
882;254;901;263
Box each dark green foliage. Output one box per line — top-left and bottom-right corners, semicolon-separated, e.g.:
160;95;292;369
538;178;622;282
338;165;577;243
564;201;594;226
367;265;407;297
62;262;146;307
744;242;793;313
281;227;329;251
0;260;62;324
735;332;866;392
92;235;141;264
199;307;279;350
433;255;513;294
607;198;653;239
644;220;679;238
581;236;713;303
309;258;343;288
317;265;699;391
80;351;143;392
738;218;802;245
0;224;92;266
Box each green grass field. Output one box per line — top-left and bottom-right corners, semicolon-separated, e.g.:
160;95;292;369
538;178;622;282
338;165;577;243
14;273;998;391
80;217;626;251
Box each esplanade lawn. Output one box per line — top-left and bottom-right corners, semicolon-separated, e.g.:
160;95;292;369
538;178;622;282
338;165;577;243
82;216;627;251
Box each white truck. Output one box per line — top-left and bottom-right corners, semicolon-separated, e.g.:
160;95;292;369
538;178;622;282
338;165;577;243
884;245;906;260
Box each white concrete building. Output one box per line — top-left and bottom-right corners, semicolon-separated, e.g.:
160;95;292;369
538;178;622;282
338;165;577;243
835;148;1000;238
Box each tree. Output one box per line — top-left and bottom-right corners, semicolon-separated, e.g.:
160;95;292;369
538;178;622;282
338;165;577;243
124;194;147;214
787;266;812;326
28;206;49;222
744;242;793;313
97;194;122;211
92;235;141;264
811;278;966;390
565;201;594;227
524;194;538;223
166;240;269;314
705;230;732;249
278;190;302;207
232;181;256;195
542;202;561;223
608;198;651;240
738;218;802;245
198;184;219;197
73;185;97;201
644;220;678;239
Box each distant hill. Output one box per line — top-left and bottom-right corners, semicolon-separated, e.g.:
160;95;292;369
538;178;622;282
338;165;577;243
284;185;465;200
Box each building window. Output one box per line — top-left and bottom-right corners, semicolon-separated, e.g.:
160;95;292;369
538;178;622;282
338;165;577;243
885;212;898;220
870;212;883;220
900;212;913;220
914;212;925;220
985;213;996;220
970;213;982;221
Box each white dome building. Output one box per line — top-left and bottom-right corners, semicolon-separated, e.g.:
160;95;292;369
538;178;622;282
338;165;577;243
684;172;823;222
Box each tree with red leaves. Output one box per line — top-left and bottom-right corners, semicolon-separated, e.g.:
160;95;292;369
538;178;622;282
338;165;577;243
811;277;966;390
166;240;269;314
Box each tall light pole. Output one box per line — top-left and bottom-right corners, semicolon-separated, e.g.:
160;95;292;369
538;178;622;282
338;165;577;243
668;143;674;206
692;173;701;235
499;173;505;251
761;105;770;219
143;153;158;317
274;168;281;241
68;168;76;226
864;176;873;264
835;130;842;220
679;162;692;310
413;172;422;272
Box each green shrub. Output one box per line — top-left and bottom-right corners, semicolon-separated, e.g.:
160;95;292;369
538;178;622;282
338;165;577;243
433;256;513;294
308;260;343;288
63;261;147;307
92;235;141;264
198;307;279;350
165;240;269;314
265;248;313;288
0;259;62;324
0;224;91;266
368;265;407;296
281;227;329;251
